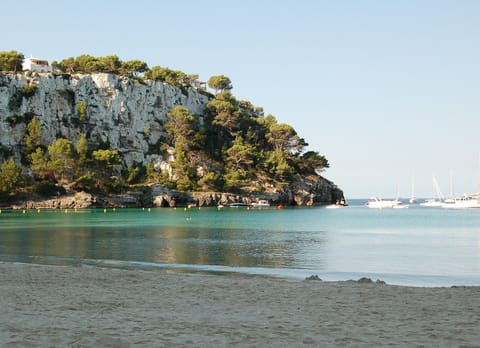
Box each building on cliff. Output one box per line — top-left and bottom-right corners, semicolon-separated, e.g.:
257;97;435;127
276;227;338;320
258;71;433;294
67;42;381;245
22;56;52;73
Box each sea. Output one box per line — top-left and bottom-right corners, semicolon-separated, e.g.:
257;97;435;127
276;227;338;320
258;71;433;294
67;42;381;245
0;199;479;287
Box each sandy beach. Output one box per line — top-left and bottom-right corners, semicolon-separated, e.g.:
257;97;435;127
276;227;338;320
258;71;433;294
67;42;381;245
0;262;478;347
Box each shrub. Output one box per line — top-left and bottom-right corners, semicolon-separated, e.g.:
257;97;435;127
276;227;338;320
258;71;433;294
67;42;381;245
21;84;37;98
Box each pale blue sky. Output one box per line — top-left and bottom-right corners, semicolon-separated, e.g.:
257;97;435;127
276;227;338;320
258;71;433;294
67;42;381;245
3;0;480;198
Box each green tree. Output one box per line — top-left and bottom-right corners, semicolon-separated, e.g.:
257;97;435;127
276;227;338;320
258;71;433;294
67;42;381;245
24;117;43;153
122;60;148;76
207;75;232;94
92;149;122;190
145;66;195;87
165;106;205;190
223;169;247;191
76;101;87;121
225;137;256;171
265;149;295;180
99;55;122;74
124;166;141;184
30;147;50;180
21;84;37;98
207;92;241;138
92;149;121;165
0;159;22;195
0;51;24;72
48;138;76;181
266;121;305;153
75;133;89;165
298;151;329;174
74;54;100;73
166;106;195;144
197;171;224;191
145;163;168;185
50;60;58;72
58;57;77;73
171;137;197;191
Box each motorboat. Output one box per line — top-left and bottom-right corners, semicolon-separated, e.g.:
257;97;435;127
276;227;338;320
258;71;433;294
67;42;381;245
250;200;270;208
325;198;348;209
442;194;480;209
365;197;402;209
228;202;249;208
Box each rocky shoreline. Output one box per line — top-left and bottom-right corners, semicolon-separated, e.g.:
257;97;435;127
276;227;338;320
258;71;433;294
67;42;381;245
6;176;345;210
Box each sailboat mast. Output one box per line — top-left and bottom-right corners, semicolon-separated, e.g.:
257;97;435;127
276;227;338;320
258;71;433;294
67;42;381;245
449;170;454;199
409;173;416;203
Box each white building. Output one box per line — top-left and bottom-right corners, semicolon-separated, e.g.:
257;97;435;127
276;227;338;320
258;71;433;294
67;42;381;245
22;56;52;72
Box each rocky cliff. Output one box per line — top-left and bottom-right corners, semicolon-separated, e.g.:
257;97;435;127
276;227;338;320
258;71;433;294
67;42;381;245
0;72;208;168
0;72;344;207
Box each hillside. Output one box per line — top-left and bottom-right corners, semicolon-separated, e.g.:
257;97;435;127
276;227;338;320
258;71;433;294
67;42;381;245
0;68;344;208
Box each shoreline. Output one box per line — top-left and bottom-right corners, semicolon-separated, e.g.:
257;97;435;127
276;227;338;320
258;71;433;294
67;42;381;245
1;262;479;347
3;256;478;288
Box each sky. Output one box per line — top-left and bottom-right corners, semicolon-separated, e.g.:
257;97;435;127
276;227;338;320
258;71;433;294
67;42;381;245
2;0;480;198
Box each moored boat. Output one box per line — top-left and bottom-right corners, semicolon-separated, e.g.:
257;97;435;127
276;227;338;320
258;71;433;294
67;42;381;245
229;202;249;208
365;197;402;209
420;199;444;207
421;175;446;207
250;200;270;208
325;198;348;209
441;193;480;209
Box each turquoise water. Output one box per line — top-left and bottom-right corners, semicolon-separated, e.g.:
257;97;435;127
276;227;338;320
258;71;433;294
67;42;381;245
0;202;479;287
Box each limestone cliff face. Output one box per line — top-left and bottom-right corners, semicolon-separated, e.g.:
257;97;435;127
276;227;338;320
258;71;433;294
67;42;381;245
0;72;344;206
0;72;209;167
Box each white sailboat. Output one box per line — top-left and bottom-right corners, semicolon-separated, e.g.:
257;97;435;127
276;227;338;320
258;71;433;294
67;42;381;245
409;174;417;204
420;175;445;207
441;159;480;208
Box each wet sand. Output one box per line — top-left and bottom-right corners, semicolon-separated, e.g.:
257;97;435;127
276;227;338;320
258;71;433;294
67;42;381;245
1;262;479;347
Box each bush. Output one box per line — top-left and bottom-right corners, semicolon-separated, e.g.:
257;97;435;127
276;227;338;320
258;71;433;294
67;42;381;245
21;84;37;98
76;101;87;121
71;172;96;192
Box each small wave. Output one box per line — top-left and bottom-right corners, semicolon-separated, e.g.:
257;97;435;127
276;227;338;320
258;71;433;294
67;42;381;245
1;255;478;287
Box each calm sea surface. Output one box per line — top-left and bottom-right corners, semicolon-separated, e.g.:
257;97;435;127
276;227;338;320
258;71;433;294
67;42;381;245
0;200;479;287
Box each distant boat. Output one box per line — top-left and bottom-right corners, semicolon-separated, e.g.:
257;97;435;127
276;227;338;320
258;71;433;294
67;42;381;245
420;199;444;207
325;198;348;209
409;174;417;204
420;175;445;207
229;202;248;208
365;197;402;209
442;193;480;209
250;200;270;208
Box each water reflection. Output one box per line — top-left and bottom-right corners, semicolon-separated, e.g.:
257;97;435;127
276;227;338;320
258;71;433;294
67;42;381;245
0;210;329;270
2;206;479;286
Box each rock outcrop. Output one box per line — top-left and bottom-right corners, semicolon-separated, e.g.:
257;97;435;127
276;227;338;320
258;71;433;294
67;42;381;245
0;72;208;168
0;72;344;207
15;191;96;210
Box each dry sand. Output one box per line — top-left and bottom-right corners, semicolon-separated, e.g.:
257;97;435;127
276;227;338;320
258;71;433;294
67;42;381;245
1;262;479;347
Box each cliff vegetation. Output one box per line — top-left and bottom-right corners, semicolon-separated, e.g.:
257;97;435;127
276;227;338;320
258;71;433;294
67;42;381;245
0;51;344;207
